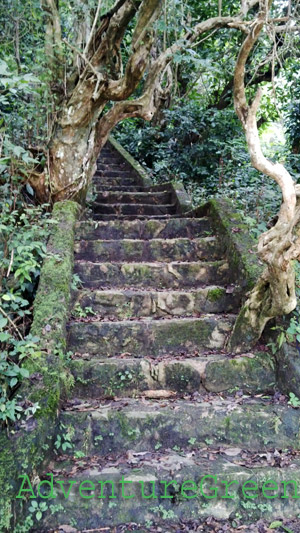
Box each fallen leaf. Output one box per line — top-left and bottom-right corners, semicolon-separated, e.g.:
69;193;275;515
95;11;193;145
223;447;242;456
143;390;176;399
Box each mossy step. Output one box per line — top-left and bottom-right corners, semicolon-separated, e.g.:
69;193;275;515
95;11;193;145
59;398;300;457
74;259;231;289
94;191;172;205
93;183;173;193
93;176;140;187
93;184;146;192
35;451;300;529
73;286;241;318
97;163;132;171
69;353;275;398
75;218;212;240
67;315;234;357
96;170;137;178
92;203;177;216
74;237;220;263
99;156;127;164
92;213;186;221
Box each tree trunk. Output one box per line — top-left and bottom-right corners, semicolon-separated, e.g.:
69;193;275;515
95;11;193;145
228;0;300;352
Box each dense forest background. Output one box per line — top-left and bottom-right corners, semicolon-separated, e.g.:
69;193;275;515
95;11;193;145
0;0;300;424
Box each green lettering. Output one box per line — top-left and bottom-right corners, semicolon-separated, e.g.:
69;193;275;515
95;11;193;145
199;475;218;499
181;480;197;499
281;480;300;499
120;476;134;499
262;479;278;499
160;480;179;499
37;473;55;499
139;480;157;499
55;479;77;499
79;480;95;499
98;480;116;499
221;479;239;499
242;480;258;499
16;475;36;499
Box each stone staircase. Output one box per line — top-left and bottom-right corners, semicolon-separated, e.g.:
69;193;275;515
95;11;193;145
38;142;300;531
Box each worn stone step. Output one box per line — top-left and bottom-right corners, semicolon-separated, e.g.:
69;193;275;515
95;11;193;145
69;353;275;399
37;450;300;529
67;315;234;357
96;170;136;179
97;162;131;171
73;286;240;318
59;398;300;456
95;191;173;205
74;237;219;263
74;260;231;289
92;203;177;216
92;213;184;221
93;176;140;187
99;156;125;164
76;218;212;240
93;184;146;192
93;182;173;193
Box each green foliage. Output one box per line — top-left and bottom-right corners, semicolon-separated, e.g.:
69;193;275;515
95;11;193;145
115;100;284;225
288;392;300;408
72;303;96;319
0;183;53;424
116;103;242;190
54;423;75;453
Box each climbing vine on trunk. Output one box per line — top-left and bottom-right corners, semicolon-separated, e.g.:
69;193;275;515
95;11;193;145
229;0;300;352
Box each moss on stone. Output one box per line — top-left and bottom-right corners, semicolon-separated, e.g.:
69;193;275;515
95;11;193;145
204;198;262;291
206;287;226;302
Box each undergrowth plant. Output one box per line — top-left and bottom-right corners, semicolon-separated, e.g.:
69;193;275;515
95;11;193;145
0;57;54;425
0;184;54;424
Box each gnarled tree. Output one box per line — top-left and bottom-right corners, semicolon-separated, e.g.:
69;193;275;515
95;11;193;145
229;0;300;351
29;0;264;203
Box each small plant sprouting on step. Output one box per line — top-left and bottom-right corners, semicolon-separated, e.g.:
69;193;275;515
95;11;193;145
74;450;86;459
71;273;82;290
73;303;96;319
54;424;75;453
288;392;300;408
268;319;300;355
28;500;48;522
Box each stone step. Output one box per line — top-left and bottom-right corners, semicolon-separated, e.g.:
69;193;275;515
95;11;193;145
69;352;275;399
96;170;136;178
93;176;140;187
93;184;146;192
74;260;231;289
92;203;177;216
99;156;125;164
37;449;300;529
75;217;212;240
92;213;185;221
59;398;300;456
67;315;234;357
94;191;172;205
74;237;219;263
72;286;241;318
93;183;173;193
97;162;131;171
